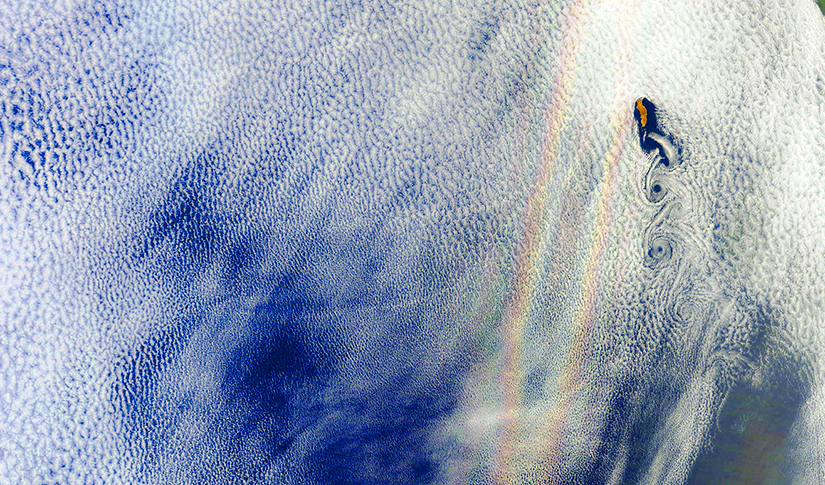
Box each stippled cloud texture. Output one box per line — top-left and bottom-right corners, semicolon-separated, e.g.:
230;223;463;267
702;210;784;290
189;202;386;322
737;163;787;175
2;0;825;483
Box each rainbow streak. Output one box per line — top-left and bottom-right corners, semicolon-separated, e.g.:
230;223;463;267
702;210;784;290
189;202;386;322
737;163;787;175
493;0;636;482
493;0;587;479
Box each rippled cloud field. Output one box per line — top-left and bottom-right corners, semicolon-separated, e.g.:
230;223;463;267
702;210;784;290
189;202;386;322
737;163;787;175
2;0;825;483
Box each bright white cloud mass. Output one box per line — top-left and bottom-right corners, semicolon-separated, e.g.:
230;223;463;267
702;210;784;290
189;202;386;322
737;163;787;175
2;0;825;483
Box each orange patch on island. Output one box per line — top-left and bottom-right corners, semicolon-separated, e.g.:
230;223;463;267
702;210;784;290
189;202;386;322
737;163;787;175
635;98;647;127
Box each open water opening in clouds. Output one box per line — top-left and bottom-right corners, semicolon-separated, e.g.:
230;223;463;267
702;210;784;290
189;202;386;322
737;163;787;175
2;0;825;483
